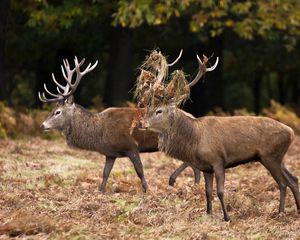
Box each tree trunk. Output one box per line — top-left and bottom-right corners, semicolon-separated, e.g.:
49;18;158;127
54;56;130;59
278;71;288;105
104;27;133;106
253;70;262;114
0;0;10;100
291;69;299;105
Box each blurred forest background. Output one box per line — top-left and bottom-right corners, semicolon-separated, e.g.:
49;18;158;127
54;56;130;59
1;0;300;117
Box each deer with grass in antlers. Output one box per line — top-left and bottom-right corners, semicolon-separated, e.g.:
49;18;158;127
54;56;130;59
39;55;201;193
136;52;300;221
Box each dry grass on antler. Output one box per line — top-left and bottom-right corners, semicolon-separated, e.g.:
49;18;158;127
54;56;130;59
165;70;190;106
135;50;190;109
134;70;156;107
140;50;168;82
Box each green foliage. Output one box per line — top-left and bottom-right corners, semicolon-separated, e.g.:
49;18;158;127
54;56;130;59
262;100;300;133
112;0;190;28
3;0;300;115
208;101;300;131
10;78;35;108
0;102;60;139
13;0;101;33
206;100;300;133
0;122;7;139
112;0;300;43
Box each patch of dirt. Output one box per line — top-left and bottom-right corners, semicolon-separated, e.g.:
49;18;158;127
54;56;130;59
0;137;300;239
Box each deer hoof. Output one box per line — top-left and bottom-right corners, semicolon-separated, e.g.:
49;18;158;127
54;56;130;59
169;178;176;186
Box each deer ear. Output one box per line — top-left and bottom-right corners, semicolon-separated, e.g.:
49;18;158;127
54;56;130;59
65;96;74;105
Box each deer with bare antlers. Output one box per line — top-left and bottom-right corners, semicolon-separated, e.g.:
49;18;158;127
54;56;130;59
136;52;300;221
39;55;201;193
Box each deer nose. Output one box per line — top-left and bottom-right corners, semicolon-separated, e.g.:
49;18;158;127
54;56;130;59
139;120;149;130
40;122;49;130
136;121;143;129
143;121;150;129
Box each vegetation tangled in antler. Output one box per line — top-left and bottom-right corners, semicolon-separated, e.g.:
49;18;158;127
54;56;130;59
131;49;188;132
131;50;218;132
134;49;189;109
166;70;190;105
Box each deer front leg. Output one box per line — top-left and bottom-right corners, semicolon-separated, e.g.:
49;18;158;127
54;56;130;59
204;172;214;214
214;165;230;221
99;156;116;193
169;163;201;186
128;151;148;192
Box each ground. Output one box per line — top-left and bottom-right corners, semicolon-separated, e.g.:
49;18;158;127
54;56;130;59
0;137;300;240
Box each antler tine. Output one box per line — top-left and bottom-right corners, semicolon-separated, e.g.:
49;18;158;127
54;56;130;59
76;56;85;67
82;63;91;73
39;57;98;104
168;49;183;67
52;73;65;90
69;59;98;93
59;58;77;96
196;54;203;64
38;91;63;103
56;64;73;96
187;54;218;88
74;56;85;73
81;60;98;75
207;56;219;72
43;83;61;98
60;65;68;82
38;92;47;103
57;86;64;95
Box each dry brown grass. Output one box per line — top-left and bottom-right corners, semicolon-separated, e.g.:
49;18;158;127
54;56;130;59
0;137;300;239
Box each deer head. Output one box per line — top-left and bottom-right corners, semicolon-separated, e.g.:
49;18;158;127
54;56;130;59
137;52;219;132
39;57;98;131
131;50;183;132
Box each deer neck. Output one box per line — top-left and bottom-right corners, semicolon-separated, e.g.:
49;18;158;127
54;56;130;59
63;105;103;149
159;110;200;161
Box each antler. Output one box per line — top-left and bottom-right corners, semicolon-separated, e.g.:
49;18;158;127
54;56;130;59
188;54;219;88
135;49;219;110
38;57;98;103
168;49;183;67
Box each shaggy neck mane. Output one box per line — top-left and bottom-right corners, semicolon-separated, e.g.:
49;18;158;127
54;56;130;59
64;104;102;149
159;109;200;162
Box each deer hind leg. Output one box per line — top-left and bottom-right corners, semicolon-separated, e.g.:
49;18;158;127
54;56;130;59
100;156;116;193
169;162;189;186
281;166;300;212
127;151;148;192
169;162;201;186
193;168;201;184
214;165;230;221
260;158;288;213
204;172;214;215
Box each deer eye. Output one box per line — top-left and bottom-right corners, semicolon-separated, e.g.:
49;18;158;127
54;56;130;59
55;110;61;116
156;109;162;115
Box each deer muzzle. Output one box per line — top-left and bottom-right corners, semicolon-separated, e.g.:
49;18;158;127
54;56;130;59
40;122;50;131
135;118;150;130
